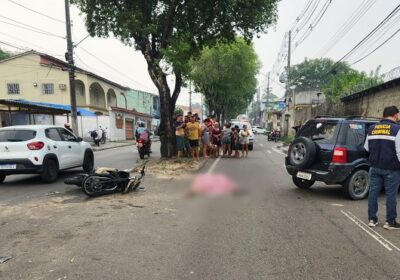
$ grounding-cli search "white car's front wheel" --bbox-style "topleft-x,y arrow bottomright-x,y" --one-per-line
0,174 -> 5,183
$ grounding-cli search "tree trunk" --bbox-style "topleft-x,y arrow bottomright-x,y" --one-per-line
140,41 -> 177,158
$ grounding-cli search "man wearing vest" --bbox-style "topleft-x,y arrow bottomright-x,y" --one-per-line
365,106 -> 400,230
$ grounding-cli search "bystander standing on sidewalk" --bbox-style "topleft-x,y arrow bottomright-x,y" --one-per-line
201,118 -> 211,160
212,122 -> 222,157
365,105 -> 400,230
186,115 -> 201,160
174,114 -> 186,160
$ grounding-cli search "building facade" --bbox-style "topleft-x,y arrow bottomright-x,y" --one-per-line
0,51 -> 160,140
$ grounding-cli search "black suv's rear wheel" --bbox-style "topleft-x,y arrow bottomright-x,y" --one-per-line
289,137 -> 317,169
292,175 -> 315,189
344,169 -> 369,200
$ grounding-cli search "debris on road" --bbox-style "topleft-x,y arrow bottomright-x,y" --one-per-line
0,256 -> 12,264
45,191 -> 62,196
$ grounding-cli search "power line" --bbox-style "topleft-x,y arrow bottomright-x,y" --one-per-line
351,27 -> 400,66
0,39 -> 30,52
316,0 -> 376,57
8,0 -> 65,24
0,31 -> 64,57
352,13 -> 400,61
292,0 -> 321,40
328,4 -> 400,74
293,0 -> 332,51
336,4 -> 400,65
290,0 -> 314,33
77,46 -> 155,92
0,17 -> 65,39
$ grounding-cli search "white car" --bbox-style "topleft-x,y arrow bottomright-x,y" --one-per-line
252,126 -> 267,134
231,121 -> 255,150
0,125 -> 94,183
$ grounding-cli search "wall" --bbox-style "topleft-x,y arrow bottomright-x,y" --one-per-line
0,53 -> 128,115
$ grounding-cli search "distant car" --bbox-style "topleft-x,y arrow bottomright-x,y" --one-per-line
252,126 -> 267,134
0,125 -> 94,183
231,121 -> 254,150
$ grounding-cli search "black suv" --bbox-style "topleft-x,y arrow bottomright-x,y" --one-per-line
285,116 -> 379,200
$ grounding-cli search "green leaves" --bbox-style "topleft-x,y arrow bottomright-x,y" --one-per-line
289,58 -> 383,102
0,48 -> 10,61
190,37 -> 260,119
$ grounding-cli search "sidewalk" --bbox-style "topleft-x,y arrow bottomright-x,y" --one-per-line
91,136 -> 160,152
91,140 -> 134,152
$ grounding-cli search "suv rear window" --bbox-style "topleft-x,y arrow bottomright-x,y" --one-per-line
297,120 -> 340,144
337,122 -> 366,146
0,129 -> 37,142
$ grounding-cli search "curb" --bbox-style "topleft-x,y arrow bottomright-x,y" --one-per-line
191,158 -> 210,173
92,143 -> 134,152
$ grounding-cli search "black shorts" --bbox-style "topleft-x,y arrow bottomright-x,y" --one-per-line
189,140 -> 199,147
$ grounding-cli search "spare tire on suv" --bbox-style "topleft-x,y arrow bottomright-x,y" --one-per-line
289,137 -> 317,169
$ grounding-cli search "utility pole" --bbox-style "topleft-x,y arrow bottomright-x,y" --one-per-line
284,30 -> 291,136
65,0 -> 78,134
285,30 -> 291,108
189,80 -> 192,113
266,72 -> 270,128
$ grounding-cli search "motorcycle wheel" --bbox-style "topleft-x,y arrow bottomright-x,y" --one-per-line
139,149 -> 145,160
100,137 -> 106,144
82,175 -> 113,197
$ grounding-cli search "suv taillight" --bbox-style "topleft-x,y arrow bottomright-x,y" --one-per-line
27,141 -> 45,150
332,147 -> 347,163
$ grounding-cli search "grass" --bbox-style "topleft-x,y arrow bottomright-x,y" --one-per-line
281,135 -> 293,146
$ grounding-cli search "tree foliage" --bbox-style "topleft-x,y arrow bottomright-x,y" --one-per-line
0,48 -> 10,61
323,67 -> 383,101
71,0 -> 279,157
289,58 -> 352,91
289,58 -> 383,102
190,38 -> 259,122
174,106 -> 183,115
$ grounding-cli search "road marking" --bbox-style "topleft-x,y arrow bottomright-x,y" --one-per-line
271,147 -> 286,155
347,211 -> 400,252
259,143 -> 264,147
331,203 -> 344,207
341,210 -> 399,252
207,156 -> 221,174
267,150 -> 272,154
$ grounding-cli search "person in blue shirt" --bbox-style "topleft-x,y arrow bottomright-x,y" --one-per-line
365,106 -> 400,230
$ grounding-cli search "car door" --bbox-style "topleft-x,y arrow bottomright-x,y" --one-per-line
57,128 -> 83,167
44,128 -> 68,169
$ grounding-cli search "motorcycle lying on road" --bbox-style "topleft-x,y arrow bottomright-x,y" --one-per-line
64,165 -> 146,197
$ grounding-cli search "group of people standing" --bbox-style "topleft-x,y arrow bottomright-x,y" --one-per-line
174,113 -> 250,160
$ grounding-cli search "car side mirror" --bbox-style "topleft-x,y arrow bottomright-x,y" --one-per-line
77,137 -> 83,142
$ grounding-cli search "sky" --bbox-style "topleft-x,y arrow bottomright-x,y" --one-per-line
0,0 -> 399,105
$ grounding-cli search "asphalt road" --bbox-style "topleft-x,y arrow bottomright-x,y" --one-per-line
1,136 -> 400,279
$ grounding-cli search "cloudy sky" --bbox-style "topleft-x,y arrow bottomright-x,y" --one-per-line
1,0 -> 399,104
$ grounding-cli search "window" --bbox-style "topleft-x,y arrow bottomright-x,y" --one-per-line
298,120 -> 340,144
42,83 -> 54,94
337,123 -> 366,146
7,83 -> 20,94
0,130 -> 36,142
45,128 -> 62,141
57,128 -> 77,142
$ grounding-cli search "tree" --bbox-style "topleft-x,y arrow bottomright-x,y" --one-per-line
190,38 -> 260,122
0,48 -> 10,61
289,58 -> 383,102
174,106 -> 183,115
323,67 -> 383,101
289,58 -> 352,91
71,0 -> 278,157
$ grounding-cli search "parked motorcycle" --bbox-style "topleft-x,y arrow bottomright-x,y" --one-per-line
100,127 -> 107,144
267,130 -> 280,142
64,165 -> 146,197
137,138 -> 150,159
